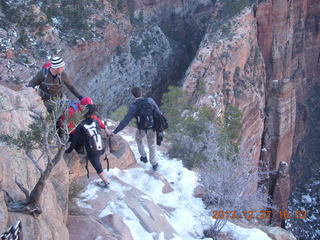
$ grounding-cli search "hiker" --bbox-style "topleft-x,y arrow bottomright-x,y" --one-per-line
59,97 -> 93,135
58,96 -> 94,155
27,56 -> 83,112
113,87 -> 163,171
65,104 -> 113,187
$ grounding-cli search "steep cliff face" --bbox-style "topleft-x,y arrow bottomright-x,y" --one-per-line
0,86 -> 69,239
0,0 -> 319,238
183,0 -> 320,234
0,85 -> 137,238
183,8 -> 266,166
71,0 -> 215,115
0,0 -> 214,115
256,0 -> 320,234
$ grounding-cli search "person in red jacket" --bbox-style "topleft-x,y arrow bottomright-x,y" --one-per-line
59,97 -> 94,134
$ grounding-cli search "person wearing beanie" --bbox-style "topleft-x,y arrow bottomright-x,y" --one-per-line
27,56 -> 83,112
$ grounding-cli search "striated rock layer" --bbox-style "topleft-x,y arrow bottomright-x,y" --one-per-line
183,0 -> 320,232
183,8 -> 266,181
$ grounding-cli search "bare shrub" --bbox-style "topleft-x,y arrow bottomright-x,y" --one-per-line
0,98 -> 82,216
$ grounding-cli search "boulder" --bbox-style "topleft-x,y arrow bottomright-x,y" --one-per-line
67,215 -> 117,240
259,226 -> 297,240
101,214 -> 134,240
193,185 -> 206,198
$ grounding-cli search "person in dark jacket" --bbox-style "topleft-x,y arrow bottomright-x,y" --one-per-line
27,56 -> 83,112
113,87 -> 162,171
65,104 -> 113,187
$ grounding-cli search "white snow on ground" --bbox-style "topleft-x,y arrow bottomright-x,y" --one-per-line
76,132 -> 271,240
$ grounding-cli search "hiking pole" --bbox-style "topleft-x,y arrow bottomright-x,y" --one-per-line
105,154 -> 110,172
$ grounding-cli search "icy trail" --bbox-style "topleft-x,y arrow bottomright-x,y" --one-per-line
75,131 -> 271,240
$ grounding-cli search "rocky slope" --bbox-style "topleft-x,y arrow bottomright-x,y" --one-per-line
0,0 -> 319,238
183,0 -> 319,234
0,0 -> 215,115
0,84 -> 136,239
0,85 -> 69,239
68,126 -> 297,240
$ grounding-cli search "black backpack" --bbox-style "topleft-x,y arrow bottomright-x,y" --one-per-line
153,110 -> 168,131
135,98 -> 155,130
81,119 -> 107,153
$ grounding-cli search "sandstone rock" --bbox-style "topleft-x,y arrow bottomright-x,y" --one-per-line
0,85 -> 69,239
109,134 -> 123,153
100,214 -> 134,240
215,232 -> 237,240
5,49 -> 14,59
70,175 -> 177,240
157,203 -> 176,217
67,215 -> 117,240
183,8 -> 266,166
255,0 -> 320,229
259,226 -> 297,240
193,185 -> 206,198
0,192 -> 8,234
50,158 -> 70,222
144,170 -> 174,194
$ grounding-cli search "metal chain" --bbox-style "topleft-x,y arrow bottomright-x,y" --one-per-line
0,221 -> 22,240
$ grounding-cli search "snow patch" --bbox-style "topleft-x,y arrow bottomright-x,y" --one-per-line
75,131 -> 271,240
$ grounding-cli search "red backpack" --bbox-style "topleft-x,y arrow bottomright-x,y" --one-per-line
42,61 -> 52,79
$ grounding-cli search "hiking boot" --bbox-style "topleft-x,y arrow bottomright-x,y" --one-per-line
140,156 -> 148,163
152,163 -> 159,171
96,181 -> 110,188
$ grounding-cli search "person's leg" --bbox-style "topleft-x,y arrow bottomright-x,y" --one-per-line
98,171 -> 109,184
135,129 -> 147,162
89,154 -> 109,184
146,130 -> 157,166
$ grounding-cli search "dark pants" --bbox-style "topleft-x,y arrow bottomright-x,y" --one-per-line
87,152 -> 104,174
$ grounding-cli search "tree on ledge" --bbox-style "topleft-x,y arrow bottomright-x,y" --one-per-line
0,99 -> 81,217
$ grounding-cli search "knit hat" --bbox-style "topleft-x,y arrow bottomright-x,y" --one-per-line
80,97 -> 93,105
51,56 -> 65,69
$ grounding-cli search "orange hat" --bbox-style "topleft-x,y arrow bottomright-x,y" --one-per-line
80,97 -> 93,105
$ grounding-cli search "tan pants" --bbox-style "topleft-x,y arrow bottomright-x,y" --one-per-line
135,129 -> 157,166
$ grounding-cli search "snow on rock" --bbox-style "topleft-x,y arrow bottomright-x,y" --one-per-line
73,131 -> 272,240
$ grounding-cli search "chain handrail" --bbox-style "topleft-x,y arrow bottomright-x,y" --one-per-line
0,221 -> 22,240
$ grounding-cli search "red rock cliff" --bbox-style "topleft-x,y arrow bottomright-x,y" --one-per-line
183,0 -> 320,228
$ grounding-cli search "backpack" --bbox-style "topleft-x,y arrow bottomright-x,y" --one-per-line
81,119 -> 107,153
135,98 -> 155,130
67,100 -> 79,112
42,61 -> 52,79
153,110 -> 168,131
